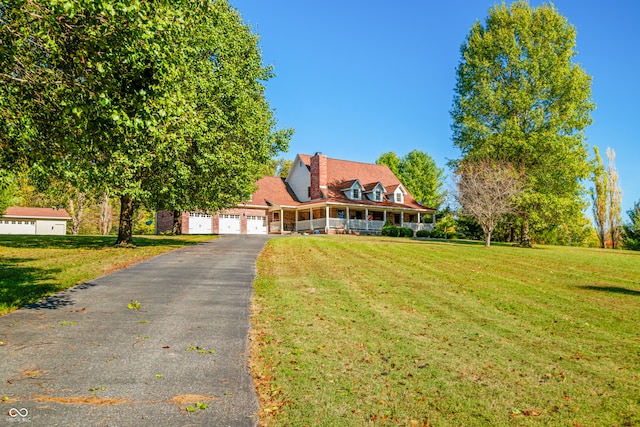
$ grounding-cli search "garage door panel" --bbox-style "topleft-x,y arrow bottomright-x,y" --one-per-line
188,213 -> 212,234
219,214 -> 241,234
246,216 -> 267,234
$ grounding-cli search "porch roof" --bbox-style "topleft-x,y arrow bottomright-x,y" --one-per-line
247,176 -> 300,208
294,198 -> 433,212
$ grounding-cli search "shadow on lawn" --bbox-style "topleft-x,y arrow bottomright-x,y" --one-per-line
0,235 -> 199,249
579,285 -> 640,296
0,257 -> 63,312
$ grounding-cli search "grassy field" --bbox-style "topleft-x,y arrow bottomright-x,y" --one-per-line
0,234 -> 214,315
251,236 -> 640,427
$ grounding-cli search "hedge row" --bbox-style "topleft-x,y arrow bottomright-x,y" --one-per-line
381,221 -> 414,238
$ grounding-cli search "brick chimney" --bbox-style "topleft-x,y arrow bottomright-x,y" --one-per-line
310,152 -> 327,200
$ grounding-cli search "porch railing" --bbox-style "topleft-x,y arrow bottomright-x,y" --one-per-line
270,218 -> 434,234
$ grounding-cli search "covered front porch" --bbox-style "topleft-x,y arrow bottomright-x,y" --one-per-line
268,203 -> 435,235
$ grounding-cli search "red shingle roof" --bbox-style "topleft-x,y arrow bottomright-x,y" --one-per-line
298,154 -> 432,211
247,154 -> 435,212
3,207 -> 71,219
247,176 -> 299,207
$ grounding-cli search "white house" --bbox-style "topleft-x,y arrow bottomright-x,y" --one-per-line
0,207 -> 71,235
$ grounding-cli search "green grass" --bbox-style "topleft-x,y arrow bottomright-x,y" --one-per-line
251,236 -> 640,427
0,234 -> 214,315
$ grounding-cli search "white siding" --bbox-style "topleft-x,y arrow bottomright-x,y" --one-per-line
286,155 -> 311,202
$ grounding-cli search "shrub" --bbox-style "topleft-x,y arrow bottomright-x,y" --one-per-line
416,229 -> 430,238
400,227 -> 414,237
381,221 -> 400,237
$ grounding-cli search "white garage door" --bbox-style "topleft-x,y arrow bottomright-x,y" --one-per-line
246,215 -> 267,234
0,220 -> 36,235
188,213 -> 212,234
219,214 -> 241,234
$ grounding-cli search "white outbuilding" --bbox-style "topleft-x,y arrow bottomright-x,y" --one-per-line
0,207 -> 71,235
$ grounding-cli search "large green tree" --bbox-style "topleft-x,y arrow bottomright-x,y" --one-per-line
376,150 -> 445,209
1,0 -> 289,244
451,0 -> 594,246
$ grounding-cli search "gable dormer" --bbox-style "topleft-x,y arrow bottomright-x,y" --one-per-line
363,182 -> 386,202
341,179 -> 364,200
386,184 -> 407,204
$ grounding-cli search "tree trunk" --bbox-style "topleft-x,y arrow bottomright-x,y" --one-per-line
116,195 -> 135,246
485,231 -> 492,247
68,191 -> 85,235
99,193 -> 113,235
520,216 -> 532,248
172,210 -> 182,235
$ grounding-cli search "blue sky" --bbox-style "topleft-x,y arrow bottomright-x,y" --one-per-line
229,0 -> 639,215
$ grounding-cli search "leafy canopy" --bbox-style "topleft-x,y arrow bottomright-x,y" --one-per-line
376,150 -> 445,209
451,0 -> 594,244
0,0 -> 290,244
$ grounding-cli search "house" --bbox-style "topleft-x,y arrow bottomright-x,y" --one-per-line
156,152 -> 436,235
0,207 -> 71,235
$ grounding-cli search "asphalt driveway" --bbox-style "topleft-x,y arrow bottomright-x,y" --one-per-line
0,235 -> 272,426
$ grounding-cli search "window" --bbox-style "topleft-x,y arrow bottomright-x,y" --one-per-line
375,190 -> 381,201
300,161 -> 303,167
308,187 -> 311,198
353,188 -> 360,199
395,193 -> 402,203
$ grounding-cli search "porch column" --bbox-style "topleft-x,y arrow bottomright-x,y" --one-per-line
280,209 -> 284,234
346,206 -> 350,231
383,210 -> 386,223
400,211 -> 404,227
365,208 -> 369,231
418,213 -> 421,224
433,213 -> 436,224
325,205 -> 330,233
295,210 -> 298,232
310,208 -> 314,231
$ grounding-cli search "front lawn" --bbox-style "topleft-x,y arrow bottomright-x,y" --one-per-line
251,236 -> 640,426
0,234 -> 214,315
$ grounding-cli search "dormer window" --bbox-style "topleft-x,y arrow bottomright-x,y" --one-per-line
353,188 -> 360,199
375,190 -> 381,201
395,192 -> 402,203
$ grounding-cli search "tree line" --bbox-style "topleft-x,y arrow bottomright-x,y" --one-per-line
1,0 -> 638,249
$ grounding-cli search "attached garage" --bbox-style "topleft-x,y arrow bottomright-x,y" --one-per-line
188,213 -> 212,234
246,215 -> 267,234
219,214 -> 241,234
